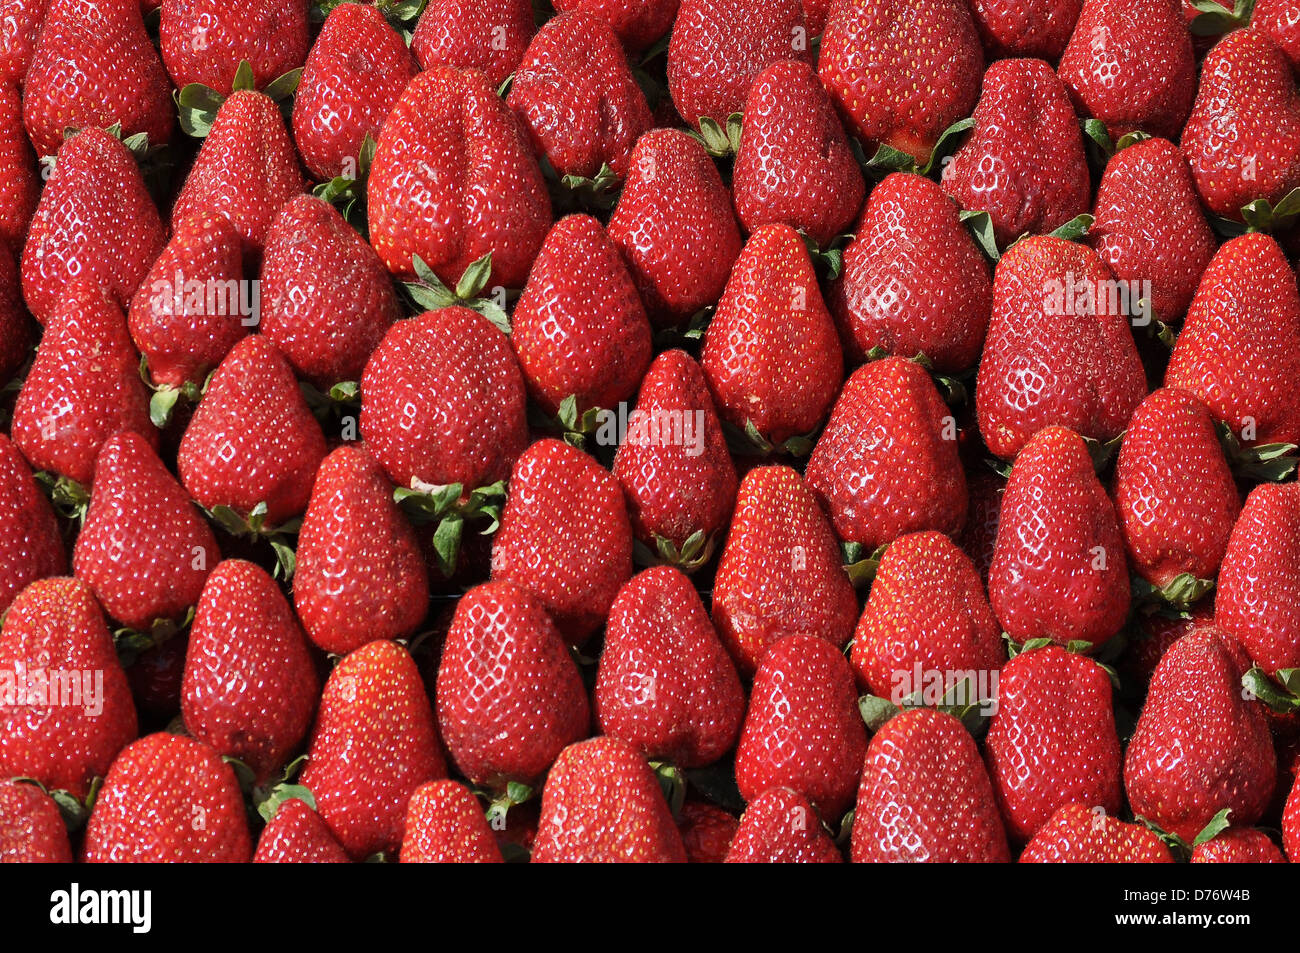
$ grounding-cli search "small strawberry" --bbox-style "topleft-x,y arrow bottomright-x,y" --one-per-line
160,0 -> 309,96
0,0 -> 45,86
0,780 -> 73,862
400,780 -> 505,863
969,0 -> 1082,60
724,787 -> 843,863
1019,803 -> 1173,862
0,81 -> 37,252
677,800 -> 738,863
0,433 -> 65,616
412,0 -> 535,87
253,797 -> 350,864
552,0 -> 678,52
1286,776 -> 1300,860
1191,828 -> 1287,863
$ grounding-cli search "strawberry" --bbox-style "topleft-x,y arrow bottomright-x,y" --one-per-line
0,577 -> 137,799
1181,29 -> 1300,221
490,438 -> 634,643
724,787 -> 843,863
700,223 -> 843,447
531,736 -> 688,863
260,195 -> 402,388
607,127 -> 742,328
551,0 -> 678,52
819,0 -> 984,165
0,433 -> 65,615
941,59 -> 1091,248
1191,828 -> 1287,863
958,467 -> 1004,584
253,797 -> 350,864
828,172 -> 991,371
294,445 -> 428,656
400,780 -> 505,863
735,633 -> 867,819
1113,388 -> 1240,589
360,306 -> 528,493
20,127 -> 166,325
510,214 -> 652,416
975,237 -> 1146,460
731,59 -> 865,249
367,65 -> 551,290
677,800 -> 738,863
290,2 -> 418,182
159,0 -> 308,96
1019,803 -> 1173,862
0,0 -> 45,86
851,531 -> 1003,698
0,81 -> 37,252
21,0 -> 172,157
1286,776 -> 1300,860
411,0 -> 535,87
182,559 -> 319,782
0,780 -> 73,862
988,426 -> 1131,650
1256,0 -> 1300,73
1124,626 -> 1276,843
711,465 -> 858,673
0,248 -> 30,385
1165,233 -> 1300,447
300,640 -> 447,860
81,732 -> 251,862
178,335 -> 327,525
1122,605 -> 1212,687
1057,0 -> 1195,142
125,631 -> 188,721
12,279 -> 157,487
969,0 -> 1082,60
805,357 -> 966,550
73,432 -> 220,630
851,708 -> 1011,862
595,566 -> 745,768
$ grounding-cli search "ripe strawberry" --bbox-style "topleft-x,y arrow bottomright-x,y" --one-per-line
552,0 -> 678,51
819,0 -> 984,165
806,357 -> 966,550
21,0 -> 172,157
490,439 -> 633,643
989,426 -> 1130,649
0,577 -> 137,798
852,708 -> 1011,862
82,733 -> 251,862
531,736 -> 688,863
829,173 -> 991,371
941,59 -> 1091,248
400,780 -> 505,863
20,128 -> 166,325
1114,388 -> 1240,589
0,248 -> 30,385
712,465 -> 858,673
253,797 -> 350,864
1122,604 -> 1212,687
0,780 -> 73,862
1286,776 -> 1300,860
969,0 -> 1082,59
0,433 -> 65,615
411,0 -> 534,87
367,65 -> 550,290
1124,626 -> 1276,843
300,640 -> 447,860
700,223 -> 843,446
958,467 -> 1004,584
178,335 -> 326,525
677,800 -> 738,863
725,787 -> 843,863
1191,828 -> 1286,863
159,0 -> 308,95
1019,803 -> 1173,862
595,567 -> 745,767
360,306 -> 528,492
0,81 -> 37,252
607,128 -> 742,327
12,279 -> 157,487
1256,0 -> 1300,73
0,0 -> 45,86
1165,233 -> 1300,447
260,195 -> 402,388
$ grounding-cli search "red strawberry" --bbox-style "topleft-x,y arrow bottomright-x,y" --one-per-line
411,0 -> 535,88
595,567 -> 745,767
360,306 -> 528,493
1122,604 -> 1212,686
989,426 -> 1131,649
736,633 -> 867,818
290,2 -> 418,182
0,247 -> 31,384
851,708 -> 1011,862
0,0 -> 45,86
819,0 -> 984,165
711,465 -> 858,673
700,223 -> 843,446
677,800 -> 738,863
958,467 -> 1004,584
21,0 -> 172,157
552,0 -> 678,52
732,59 -> 865,248
975,237 -> 1146,460
1019,803 -> 1173,862
0,577 -> 137,798
1286,776 -> 1300,860
724,787 -> 843,863
607,127 -> 742,327
1191,828 -> 1287,863
12,279 -> 157,487
81,732 -> 251,862
1124,626 -> 1276,843
1256,0 -> 1300,73
177,335 -> 327,525
941,59 -> 1091,248
1114,388 -> 1240,589
829,172 -> 991,371
20,127 -> 166,325
0,780 -> 73,862
531,736 -> 688,863
400,780 -> 505,863
0,81 -> 37,252
367,65 -> 551,290
1165,233 -> 1300,447
805,356 -> 966,550
490,438 -> 633,643
253,797 -> 350,863
159,0 -> 308,95
260,195 -> 401,388
300,640 -> 447,860
969,0 -> 1082,60
0,433 -> 65,615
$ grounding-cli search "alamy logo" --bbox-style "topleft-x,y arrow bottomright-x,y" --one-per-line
0,660 -> 104,717
1042,272 -> 1153,326
49,884 -> 152,934
591,404 -> 707,456
148,273 -> 261,327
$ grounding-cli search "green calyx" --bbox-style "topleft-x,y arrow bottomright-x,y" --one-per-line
1130,573 -> 1216,614
393,479 -> 507,579
1186,0 -> 1255,37
1241,666 -> 1300,714
113,606 -> 195,667
1216,421 -> 1300,482
841,541 -> 888,589
32,472 -> 90,526
312,133 -> 377,235
176,60 -> 302,138
632,529 -> 717,573
854,115 -> 974,179
206,501 -> 301,580
404,253 -> 511,333
691,112 -> 744,159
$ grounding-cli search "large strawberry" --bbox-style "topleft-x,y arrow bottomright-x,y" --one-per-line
1191,828 -> 1287,863
724,787 -> 843,863
400,780 -> 504,863
0,81 -> 37,252
253,797 -> 350,864
0,0 -> 45,86
551,0 -> 679,51
0,433 -> 65,615
1019,803 -> 1173,862
969,0 -> 1082,60
411,0 -> 535,87
0,780 -> 73,862
160,0 -> 308,95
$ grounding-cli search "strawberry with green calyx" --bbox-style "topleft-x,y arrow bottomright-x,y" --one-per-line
0,433 -> 65,616
969,0 -> 1082,60
0,780 -> 74,862
724,787 -> 843,863
411,0 -> 535,87
162,0 -> 307,105
174,58 -> 303,139
401,780 -> 505,863
1019,803 -> 1173,862
254,795 -> 350,863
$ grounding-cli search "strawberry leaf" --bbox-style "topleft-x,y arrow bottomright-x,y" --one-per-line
256,783 -> 317,823
1242,666 -> 1300,713
918,115 -> 974,177
1191,807 -> 1233,847
858,694 -> 902,731
263,67 -> 303,102
958,209 -> 999,260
